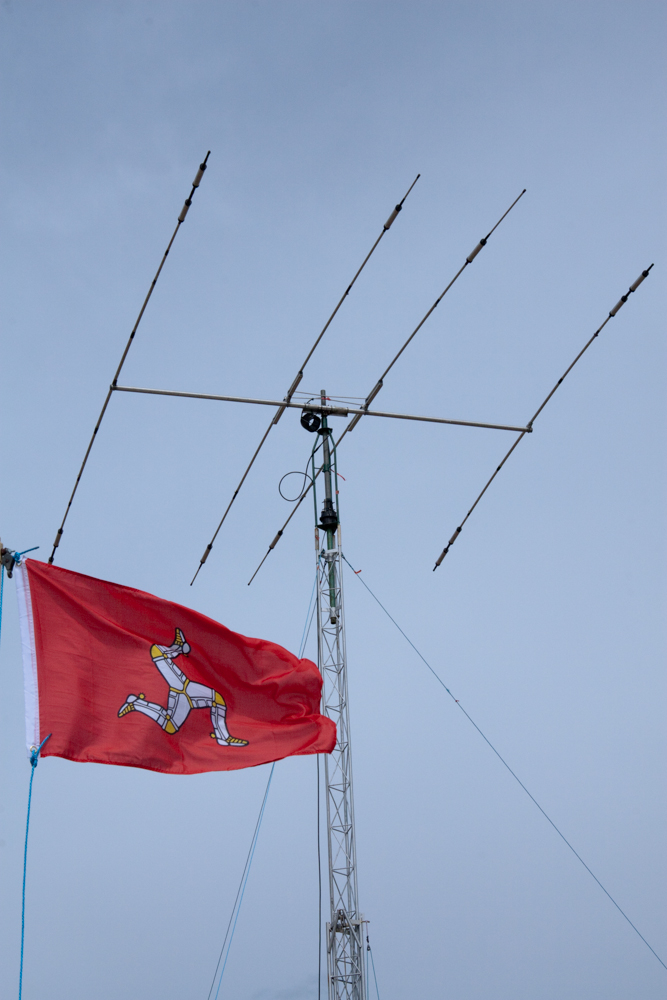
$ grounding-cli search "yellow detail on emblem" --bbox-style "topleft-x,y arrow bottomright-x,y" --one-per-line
211,732 -> 248,746
118,628 -> 249,748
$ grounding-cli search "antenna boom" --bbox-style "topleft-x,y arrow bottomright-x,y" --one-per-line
112,385 -> 529,433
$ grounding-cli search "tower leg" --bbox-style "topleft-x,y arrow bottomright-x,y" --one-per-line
315,396 -> 366,1000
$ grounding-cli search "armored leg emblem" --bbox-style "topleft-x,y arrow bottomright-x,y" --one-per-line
118,629 -> 248,747
118,694 -> 138,717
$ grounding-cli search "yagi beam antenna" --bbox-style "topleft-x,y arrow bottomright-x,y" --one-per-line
48,152 -> 211,564
246,190 -> 527,585
432,264 -> 655,570
190,174 -> 421,585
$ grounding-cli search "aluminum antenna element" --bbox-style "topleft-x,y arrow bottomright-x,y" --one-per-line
48,152 -> 211,564
190,174 -> 421,585
432,264 -> 655,570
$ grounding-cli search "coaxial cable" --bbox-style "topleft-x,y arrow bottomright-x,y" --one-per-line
433,265 -> 655,570
190,174 -> 421,584
48,153 -> 211,564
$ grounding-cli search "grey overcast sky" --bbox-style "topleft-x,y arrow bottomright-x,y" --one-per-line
1,2 -> 665,998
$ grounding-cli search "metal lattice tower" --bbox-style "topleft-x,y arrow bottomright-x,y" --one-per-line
314,392 -> 366,1000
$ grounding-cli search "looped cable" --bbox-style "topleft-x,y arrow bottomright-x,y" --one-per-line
278,470 -> 314,502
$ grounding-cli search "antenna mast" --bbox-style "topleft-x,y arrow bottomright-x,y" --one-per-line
315,390 -> 366,1000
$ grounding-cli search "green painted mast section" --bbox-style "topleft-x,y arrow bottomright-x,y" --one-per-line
316,388 -> 366,1000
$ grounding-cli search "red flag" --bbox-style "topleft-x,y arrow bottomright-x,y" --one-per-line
15,559 -> 335,774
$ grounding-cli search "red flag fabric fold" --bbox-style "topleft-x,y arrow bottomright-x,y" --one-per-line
16,559 -> 335,774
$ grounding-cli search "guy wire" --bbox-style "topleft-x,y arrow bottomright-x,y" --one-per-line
368,939 -> 381,999
299,569 -> 319,660
341,553 -> 666,973
48,152 -> 211,564
191,174 -> 420,585
206,763 -> 275,1000
433,264 -> 655,569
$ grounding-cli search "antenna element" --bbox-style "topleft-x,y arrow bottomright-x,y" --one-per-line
48,153 -> 211,564
433,265 -> 655,569
190,175 -> 421,584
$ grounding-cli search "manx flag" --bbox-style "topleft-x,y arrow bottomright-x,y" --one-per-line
16,559 -> 335,774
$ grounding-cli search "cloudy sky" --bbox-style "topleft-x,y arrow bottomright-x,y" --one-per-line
1,2 -> 665,998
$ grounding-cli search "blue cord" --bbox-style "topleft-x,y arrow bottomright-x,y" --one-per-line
14,547 -> 39,561
213,762 -> 275,999
19,734 -> 51,1000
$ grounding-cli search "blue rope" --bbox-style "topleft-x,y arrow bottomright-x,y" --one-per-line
211,763 -> 275,1000
15,547 -> 39,561
19,734 -> 51,1000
